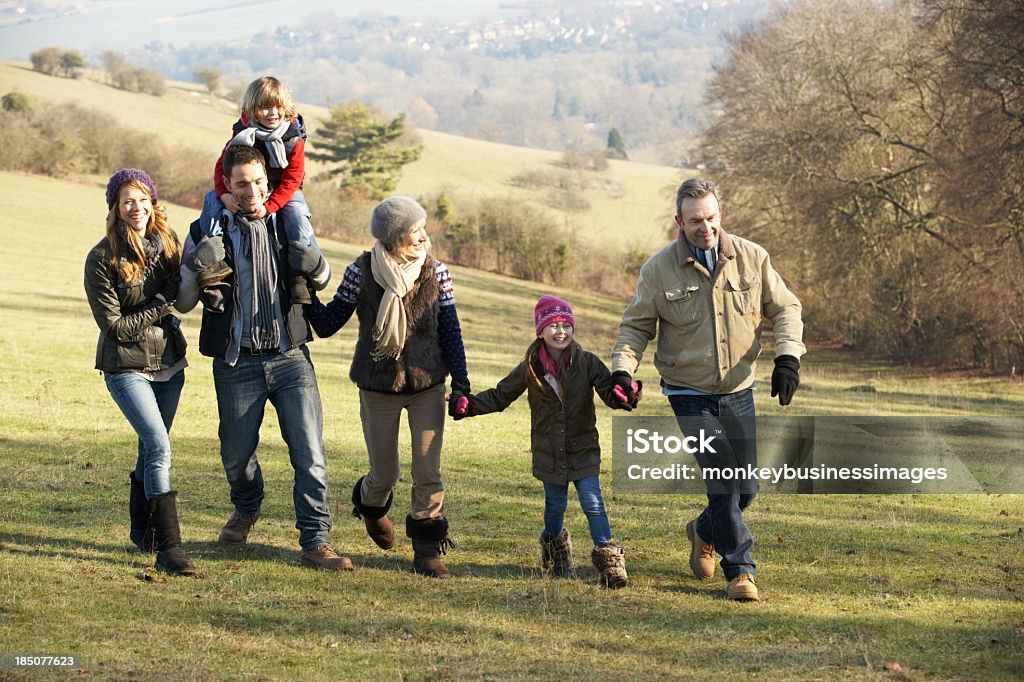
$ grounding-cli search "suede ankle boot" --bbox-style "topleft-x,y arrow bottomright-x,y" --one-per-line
128,472 -> 154,552
406,515 -> 454,578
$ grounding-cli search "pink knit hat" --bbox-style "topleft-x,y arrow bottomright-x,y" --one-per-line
534,295 -> 575,336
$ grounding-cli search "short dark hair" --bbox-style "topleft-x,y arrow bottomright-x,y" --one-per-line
675,177 -> 720,216
222,144 -> 266,178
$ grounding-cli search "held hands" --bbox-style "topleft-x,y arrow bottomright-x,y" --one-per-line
287,240 -> 324,276
612,380 -> 643,410
185,236 -> 226,273
771,355 -> 800,406
447,376 -> 471,420
611,371 -> 640,410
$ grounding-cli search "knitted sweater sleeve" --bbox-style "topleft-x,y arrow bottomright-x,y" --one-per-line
435,261 -> 468,384
305,259 -> 360,338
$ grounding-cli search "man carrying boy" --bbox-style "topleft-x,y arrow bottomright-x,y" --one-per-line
175,145 -> 351,570
611,178 -> 805,600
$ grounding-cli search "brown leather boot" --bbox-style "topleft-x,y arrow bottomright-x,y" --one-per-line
591,540 -> 628,589
539,529 -> 576,579
726,574 -> 759,601
301,545 -> 354,571
351,476 -> 395,550
406,515 -> 454,578
218,509 -> 259,545
686,518 -> 716,580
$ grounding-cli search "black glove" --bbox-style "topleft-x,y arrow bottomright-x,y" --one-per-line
611,371 -> 637,408
771,355 -> 800,406
185,236 -> 225,273
450,376 -> 471,395
288,240 -> 325,277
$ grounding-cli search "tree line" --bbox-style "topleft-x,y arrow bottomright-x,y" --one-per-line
701,0 -> 1024,371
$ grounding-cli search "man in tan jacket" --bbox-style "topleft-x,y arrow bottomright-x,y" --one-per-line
611,178 -> 805,601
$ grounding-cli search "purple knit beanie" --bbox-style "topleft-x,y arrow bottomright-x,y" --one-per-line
534,295 -> 575,336
105,169 -> 158,210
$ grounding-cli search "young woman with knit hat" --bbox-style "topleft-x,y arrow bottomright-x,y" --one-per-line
83,168 -> 196,576
451,295 -> 639,588
305,196 -> 470,578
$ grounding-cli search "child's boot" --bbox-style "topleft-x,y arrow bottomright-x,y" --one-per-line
591,540 -> 628,589
539,528 -> 576,579
199,260 -> 232,288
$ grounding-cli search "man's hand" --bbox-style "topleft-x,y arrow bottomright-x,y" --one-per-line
247,203 -> 268,219
771,355 -> 800,406
219,193 -> 241,214
185,236 -> 226,273
611,371 -> 638,408
287,240 -> 324,276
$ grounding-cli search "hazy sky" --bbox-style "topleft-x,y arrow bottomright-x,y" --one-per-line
0,0 -> 516,59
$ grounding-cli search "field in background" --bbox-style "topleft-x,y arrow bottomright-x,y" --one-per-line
0,61 -> 681,251
0,171 -> 1021,679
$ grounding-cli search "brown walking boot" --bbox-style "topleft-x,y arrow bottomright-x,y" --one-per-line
351,476 -> 395,550
726,574 -> 760,601
686,518 -> 716,580
591,540 -> 628,589
218,510 -> 259,545
406,515 -> 454,578
539,529 -> 576,579
301,545 -> 354,571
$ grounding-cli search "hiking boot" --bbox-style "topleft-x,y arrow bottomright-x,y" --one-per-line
301,545 -> 354,571
218,510 -> 259,545
591,540 -> 628,589
351,476 -> 396,550
686,518 -> 715,580
407,515 -> 454,578
539,528 -> 576,579
149,492 -> 197,576
198,260 -> 232,288
128,472 -> 154,552
726,573 -> 759,601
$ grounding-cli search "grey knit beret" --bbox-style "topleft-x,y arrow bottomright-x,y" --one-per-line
370,195 -> 427,245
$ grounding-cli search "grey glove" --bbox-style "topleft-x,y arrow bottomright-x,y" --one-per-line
288,240 -> 325,276
185,236 -> 226,273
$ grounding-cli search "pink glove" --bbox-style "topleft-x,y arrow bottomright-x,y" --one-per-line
612,381 -> 640,404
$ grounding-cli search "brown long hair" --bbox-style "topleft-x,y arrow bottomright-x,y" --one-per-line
105,180 -> 180,284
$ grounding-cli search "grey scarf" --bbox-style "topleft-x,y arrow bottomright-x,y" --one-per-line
236,214 -> 280,351
229,119 -> 290,169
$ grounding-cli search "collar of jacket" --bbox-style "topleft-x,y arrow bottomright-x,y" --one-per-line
675,228 -> 737,284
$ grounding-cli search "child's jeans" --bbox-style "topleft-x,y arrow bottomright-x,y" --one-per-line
542,475 -> 613,546
200,188 -> 314,246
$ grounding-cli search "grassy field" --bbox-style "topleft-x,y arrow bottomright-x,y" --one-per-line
1,170 -> 1022,681
0,61 -> 681,251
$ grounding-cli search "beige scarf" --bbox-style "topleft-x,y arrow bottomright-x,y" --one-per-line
370,240 -> 426,359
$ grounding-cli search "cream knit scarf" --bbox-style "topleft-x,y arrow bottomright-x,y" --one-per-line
370,240 -> 426,359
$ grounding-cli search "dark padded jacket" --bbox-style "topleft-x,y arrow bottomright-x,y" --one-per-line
84,237 -> 186,373
468,339 -> 621,485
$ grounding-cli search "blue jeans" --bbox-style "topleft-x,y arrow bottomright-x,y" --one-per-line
542,475 -> 613,547
668,389 -> 757,580
212,345 -> 331,550
104,369 -> 185,500
201,188 -> 315,246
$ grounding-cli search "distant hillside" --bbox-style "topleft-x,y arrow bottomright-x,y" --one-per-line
0,61 -> 682,251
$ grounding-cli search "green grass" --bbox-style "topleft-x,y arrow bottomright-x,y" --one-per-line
1,172 -> 1023,680
0,61 -> 682,251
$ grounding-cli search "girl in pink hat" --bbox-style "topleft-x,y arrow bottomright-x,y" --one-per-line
452,295 -> 639,588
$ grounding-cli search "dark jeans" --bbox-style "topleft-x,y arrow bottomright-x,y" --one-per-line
212,345 -> 332,550
668,389 -> 757,580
